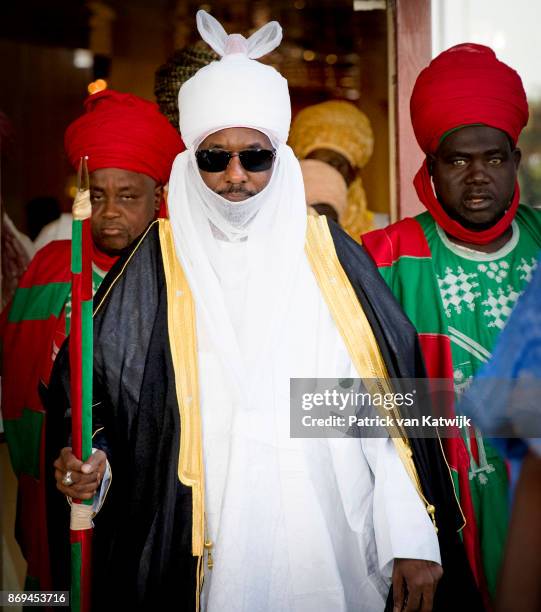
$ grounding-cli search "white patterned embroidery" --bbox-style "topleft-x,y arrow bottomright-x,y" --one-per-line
482,286 -> 520,329
516,256 -> 538,282
477,260 -> 509,284
453,367 -> 472,395
437,266 -> 481,317
453,368 -> 465,384
65,296 -> 72,322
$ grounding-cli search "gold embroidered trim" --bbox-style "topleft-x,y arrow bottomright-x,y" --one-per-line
437,432 -> 467,531
158,219 -> 205,558
305,215 -> 437,530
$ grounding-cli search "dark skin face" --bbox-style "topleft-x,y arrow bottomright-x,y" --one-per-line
429,125 -> 521,249
197,127 -> 274,202
90,168 -> 162,255
306,148 -> 356,186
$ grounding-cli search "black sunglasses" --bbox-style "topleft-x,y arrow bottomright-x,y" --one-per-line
195,148 -> 276,173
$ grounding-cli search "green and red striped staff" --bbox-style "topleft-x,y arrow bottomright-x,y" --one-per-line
69,156 -> 94,612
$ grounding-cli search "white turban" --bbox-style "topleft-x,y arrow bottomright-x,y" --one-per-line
178,10 -> 291,146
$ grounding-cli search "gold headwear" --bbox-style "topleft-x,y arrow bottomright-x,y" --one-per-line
288,100 -> 374,170
288,100 -> 374,238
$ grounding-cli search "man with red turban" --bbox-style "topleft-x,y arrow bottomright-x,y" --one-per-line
1,89 -> 183,593
362,44 -> 541,606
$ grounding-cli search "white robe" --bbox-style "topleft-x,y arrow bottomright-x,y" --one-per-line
199,240 -> 440,612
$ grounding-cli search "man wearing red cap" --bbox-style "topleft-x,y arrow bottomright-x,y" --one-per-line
1,89 -> 183,592
362,44 -> 541,605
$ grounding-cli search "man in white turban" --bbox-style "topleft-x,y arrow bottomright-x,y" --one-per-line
47,11 -> 482,612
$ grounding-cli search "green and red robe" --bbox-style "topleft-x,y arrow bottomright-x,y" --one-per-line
1,239 -> 115,591
362,204 -> 541,602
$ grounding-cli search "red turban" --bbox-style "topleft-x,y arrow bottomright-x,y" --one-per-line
411,43 -> 528,154
64,89 -> 184,185
410,44 -> 529,245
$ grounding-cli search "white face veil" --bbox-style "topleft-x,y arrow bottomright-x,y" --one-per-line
167,10 -> 307,399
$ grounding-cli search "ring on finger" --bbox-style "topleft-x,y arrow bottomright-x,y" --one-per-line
62,470 -> 74,487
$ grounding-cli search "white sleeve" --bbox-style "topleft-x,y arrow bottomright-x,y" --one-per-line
361,437 -> 441,578
90,458 -> 112,515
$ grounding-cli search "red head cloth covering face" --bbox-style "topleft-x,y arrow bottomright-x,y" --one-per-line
410,43 -> 529,244
64,89 -> 185,187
